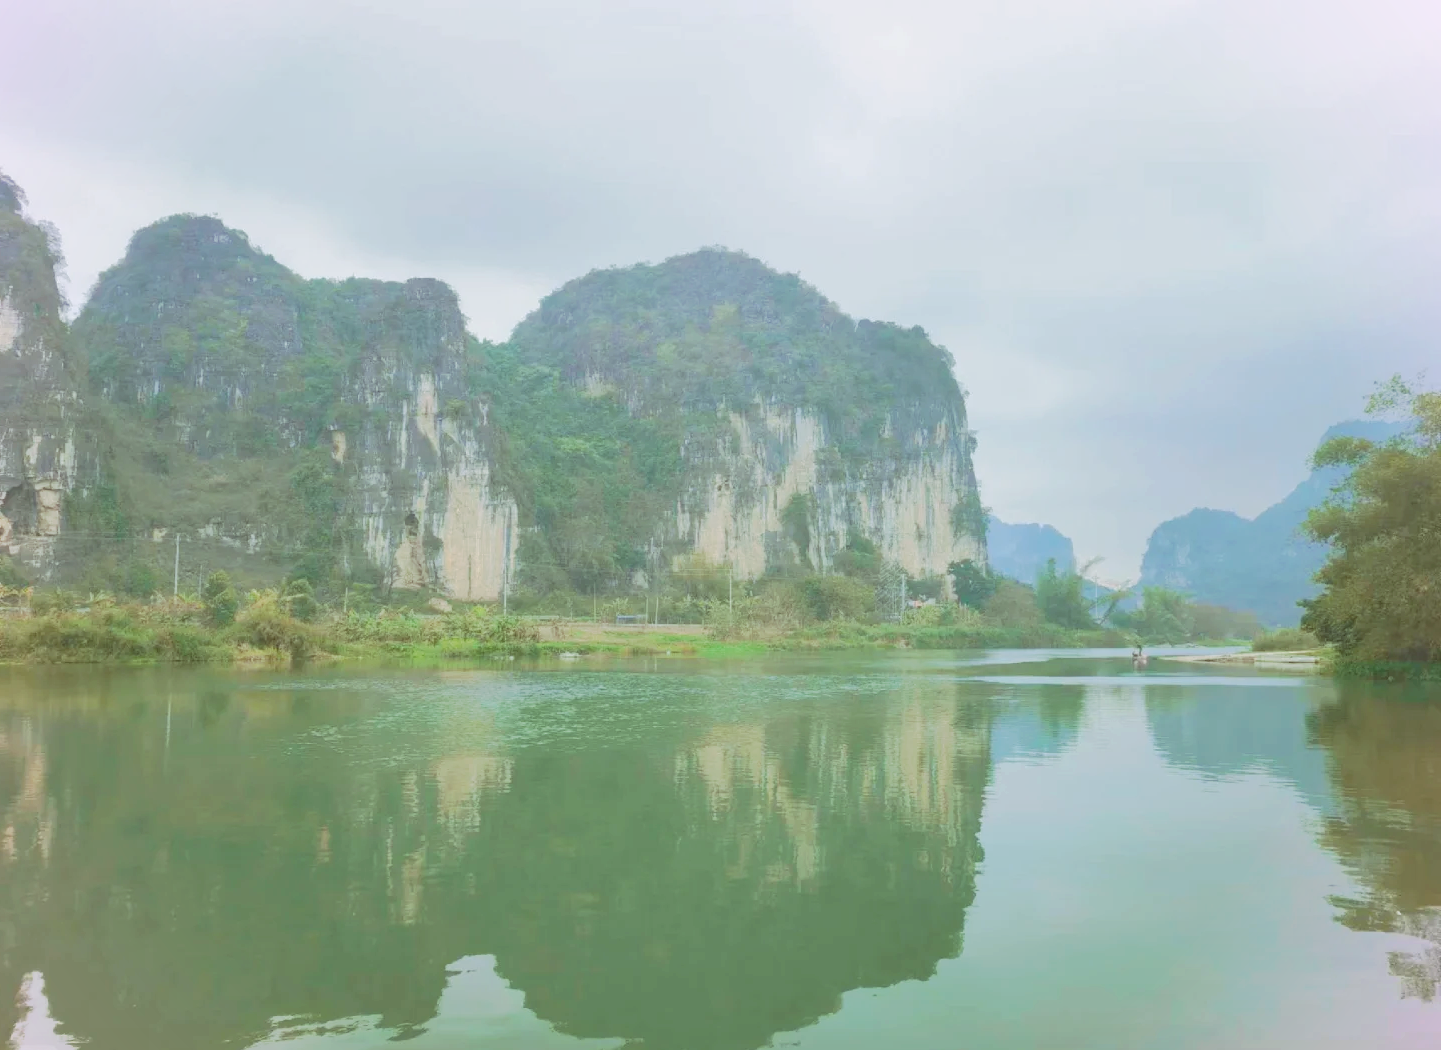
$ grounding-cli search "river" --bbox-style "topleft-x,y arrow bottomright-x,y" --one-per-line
1,650 -> 1438,1048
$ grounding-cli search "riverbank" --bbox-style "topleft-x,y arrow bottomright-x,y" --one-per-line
0,602 -> 1179,666
1163,649 -> 1326,672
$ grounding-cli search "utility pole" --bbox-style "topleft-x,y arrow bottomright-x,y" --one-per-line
728,567 -> 733,614
173,533 -> 180,597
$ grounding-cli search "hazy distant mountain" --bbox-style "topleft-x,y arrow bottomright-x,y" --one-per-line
1138,420 -> 1405,626
987,516 -> 1076,583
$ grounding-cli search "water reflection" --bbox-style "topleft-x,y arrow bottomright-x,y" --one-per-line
1143,674 -> 1441,1003
1144,682 -> 1336,812
0,666 -> 1010,1050
989,684 -> 1084,764
1308,684 -> 1441,1001
11,660 -> 1437,1048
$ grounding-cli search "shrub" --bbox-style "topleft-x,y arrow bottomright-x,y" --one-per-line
948,559 -> 996,608
983,579 -> 1043,630
0,619 -> 23,660
1035,559 -> 1095,629
30,590 -> 79,615
155,624 -> 220,663
0,581 -> 30,611
202,571 -> 239,627
703,587 -> 804,640
796,575 -> 873,622
231,590 -> 322,659
1252,627 -> 1322,652
21,611 -> 154,661
903,603 -> 961,628
440,607 -> 540,646
283,577 -> 318,622
0,555 -> 28,589
833,536 -> 882,580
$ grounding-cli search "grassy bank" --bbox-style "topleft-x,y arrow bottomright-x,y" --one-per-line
0,598 -> 1162,668
1331,659 -> 1441,683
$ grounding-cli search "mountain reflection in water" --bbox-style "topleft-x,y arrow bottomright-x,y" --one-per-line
2,657 -> 1440,1049
0,665 -> 1030,1050
1145,678 -> 1441,1003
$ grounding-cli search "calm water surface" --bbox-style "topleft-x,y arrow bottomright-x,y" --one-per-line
2,650 -> 1439,1049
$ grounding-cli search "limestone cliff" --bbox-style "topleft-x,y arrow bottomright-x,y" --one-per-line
69,215 -> 515,598
0,174 -> 85,575
339,279 -> 516,602
4,189 -> 986,599
672,403 -> 981,579
508,249 -> 986,582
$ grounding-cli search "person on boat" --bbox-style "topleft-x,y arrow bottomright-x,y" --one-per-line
1132,644 -> 1148,669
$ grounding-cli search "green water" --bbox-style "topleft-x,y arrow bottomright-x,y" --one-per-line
1,651 -> 1438,1049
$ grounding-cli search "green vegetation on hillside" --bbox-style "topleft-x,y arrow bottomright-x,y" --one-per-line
470,337 -> 685,593
71,218 -> 447,528
492,249 -> 980,590
509,250 -> 962,454
0,169 -> 74,448
42,222 -> 984,608
1303,377 -> 1441,668
42,214 -> 513,601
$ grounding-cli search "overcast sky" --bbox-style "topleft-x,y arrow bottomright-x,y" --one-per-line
3,0 -> 1438,580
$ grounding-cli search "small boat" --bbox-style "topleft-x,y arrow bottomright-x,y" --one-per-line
1132,646 -> 1149,670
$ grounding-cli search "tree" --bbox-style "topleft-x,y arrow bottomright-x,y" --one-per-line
1189,602 -> 1263,642
948,559 -> 996,609
1130,587 -> 1193,643
1034,559 -> 1094,629
983,578 -> 1043,630
202,571 -> 238,628
796,575 -> 872,622
283,577 -> 318,623
1302,377 -> 1441,662
834,533 -> 882,580
780,494 -> 814,570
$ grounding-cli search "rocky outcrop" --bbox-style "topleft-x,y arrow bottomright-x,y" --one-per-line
0,174 -> 85,577
6,196 -> 984,597
341,281 -> 516,601
70,216 -> 517,598
510,249 -> 988,584
675,405 -> 981,579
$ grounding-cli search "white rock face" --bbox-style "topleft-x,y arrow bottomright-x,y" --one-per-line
439,469 -> 516,601
0,240 -> 85,576
675,404 -> 983,581
0,293 -> 21,353
353,370 -> 517,601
